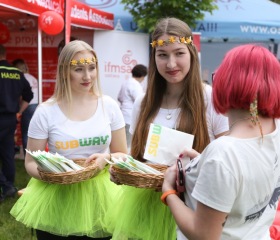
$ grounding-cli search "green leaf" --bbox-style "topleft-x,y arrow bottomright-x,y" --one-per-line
121,0 -> 217,33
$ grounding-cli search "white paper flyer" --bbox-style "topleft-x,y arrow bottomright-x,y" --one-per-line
143,123 -> 194,166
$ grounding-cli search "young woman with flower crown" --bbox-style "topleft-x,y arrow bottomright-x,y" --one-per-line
107,17 -> 229,240
163,44 -> 280,240
10,40 -> 127,239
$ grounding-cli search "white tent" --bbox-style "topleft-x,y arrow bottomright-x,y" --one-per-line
194,0 -> 280,41
193,0 -> 280,83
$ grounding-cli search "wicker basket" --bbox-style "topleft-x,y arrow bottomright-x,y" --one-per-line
112,163 -> 168,190
38,159 -> 100,184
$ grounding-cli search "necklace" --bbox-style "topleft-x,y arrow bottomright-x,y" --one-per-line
166,111 -> 172,120
165,97 -> 173,120
229,117 -> 251,131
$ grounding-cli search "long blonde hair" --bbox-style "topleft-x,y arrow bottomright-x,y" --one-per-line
131,18 -> 210,161
51,40 -> 101,105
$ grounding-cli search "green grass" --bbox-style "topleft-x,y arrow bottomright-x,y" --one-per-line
0,158 -> 35,240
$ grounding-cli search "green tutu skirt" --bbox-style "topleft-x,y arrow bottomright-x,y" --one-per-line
10,168 -> 122,237
105,185 -> 176,240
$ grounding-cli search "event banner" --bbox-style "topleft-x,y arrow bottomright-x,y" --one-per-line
94,30 -> 149,101
70,0 -> 114,30
0,0 -> 114,30
0,0 -> 63,14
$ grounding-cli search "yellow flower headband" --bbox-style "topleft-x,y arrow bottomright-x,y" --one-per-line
151,36 -> 193,48
70,57 -> 98,66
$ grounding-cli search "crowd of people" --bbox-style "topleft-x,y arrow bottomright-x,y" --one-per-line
1,16 -> 280,240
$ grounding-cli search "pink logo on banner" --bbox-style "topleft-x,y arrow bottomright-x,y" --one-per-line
104,50 -> 138,80
122,50 -> 137,66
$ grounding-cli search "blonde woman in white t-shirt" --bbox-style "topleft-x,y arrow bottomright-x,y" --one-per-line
10,40 -> 127,240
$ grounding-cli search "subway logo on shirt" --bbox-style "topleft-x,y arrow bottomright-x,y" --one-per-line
55,135 -> 109,150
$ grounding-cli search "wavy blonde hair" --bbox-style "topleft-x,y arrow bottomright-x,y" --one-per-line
51,40 -> 101,105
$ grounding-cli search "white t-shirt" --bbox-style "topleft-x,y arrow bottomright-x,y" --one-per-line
24,73 -> 38,105
178,120 -> 280,240
117,77 -> 144,125
28,95 -> 125,159
130,84 -> 228,141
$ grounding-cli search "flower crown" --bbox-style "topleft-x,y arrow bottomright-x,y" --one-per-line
151,36 -> 193,48
70,56 -> 98,66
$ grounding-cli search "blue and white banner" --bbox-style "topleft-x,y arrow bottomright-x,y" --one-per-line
193,0 -> 280,41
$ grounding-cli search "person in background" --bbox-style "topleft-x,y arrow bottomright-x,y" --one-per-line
117,64 -> 147,148
0,44 -> 33,203
12,58 -> 39,157
162,44 -> 280,240
107,17 -> 228,240
10,40 -> 127,239
203,79 -> 210,85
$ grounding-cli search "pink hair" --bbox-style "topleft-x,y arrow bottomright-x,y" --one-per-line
212,44 -> 280,118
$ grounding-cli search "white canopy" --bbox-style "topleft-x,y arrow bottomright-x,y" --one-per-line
194,0 -> 280,41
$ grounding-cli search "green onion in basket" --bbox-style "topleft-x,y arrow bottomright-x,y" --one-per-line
105,155 -> 163,175
26,150 -> 84,173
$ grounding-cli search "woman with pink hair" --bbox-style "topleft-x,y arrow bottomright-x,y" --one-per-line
163,44 -> 280,240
